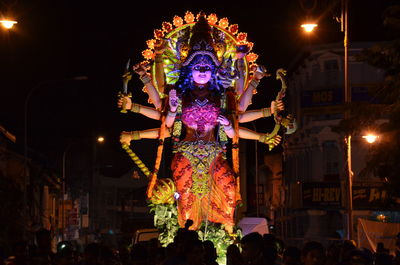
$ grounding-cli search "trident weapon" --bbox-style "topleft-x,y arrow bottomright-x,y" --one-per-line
118,59 -> 132,113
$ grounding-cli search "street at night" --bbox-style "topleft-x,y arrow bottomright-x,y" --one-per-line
0,0 -> 399,264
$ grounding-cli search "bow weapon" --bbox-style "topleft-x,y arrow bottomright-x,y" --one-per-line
264,68 -> 297,150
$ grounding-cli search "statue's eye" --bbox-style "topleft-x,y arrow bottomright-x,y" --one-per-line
193,65 -> 212,72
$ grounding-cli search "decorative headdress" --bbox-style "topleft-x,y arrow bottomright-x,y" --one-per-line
181,15 -> 220,66
141,11 -> 259,90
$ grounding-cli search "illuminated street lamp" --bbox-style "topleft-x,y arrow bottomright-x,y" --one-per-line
376,214 -> 387,222
362,134 -> 379,144
299,0 -> 352,240
61,136 -> 104,240
301,23 -> 318,33
0,19 -> 17,29
90,135 -> 106,231
342,0 -> 352,241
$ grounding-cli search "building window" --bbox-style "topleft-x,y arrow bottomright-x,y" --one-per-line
312,63 -> 320,74
324,59 -> 340,86
324,60 -> 339,72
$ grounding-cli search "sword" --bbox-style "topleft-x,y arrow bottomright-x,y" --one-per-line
119,59 -> 132,113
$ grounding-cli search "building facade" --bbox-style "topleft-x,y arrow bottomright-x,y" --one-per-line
278,42 -> 391,245
0,125 -> 62,248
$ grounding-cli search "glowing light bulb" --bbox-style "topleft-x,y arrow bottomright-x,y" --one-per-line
97,136 -> 105,143
0,20 -> 17,29
301,23 -> 318,33
362,134 -> 378,144
376,214 -> 386,222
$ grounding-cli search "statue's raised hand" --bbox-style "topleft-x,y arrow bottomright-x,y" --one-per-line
120,131 -> 132,145
154,39 -> 168,55
169,89 -> 178,112
118,94 -> 132,111
216,115 -> 230,126
271,100 -> 284,114
251,64 -> 270,80
259,134 -> 282,150
132,62 -> 149,76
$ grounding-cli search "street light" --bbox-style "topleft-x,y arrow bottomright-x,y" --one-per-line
342,0 -> 352,241
0,19 -> 17,29
61,144 -> 72,241
301,23 -> 318,33
61,136 -> 104,241
300,0 -> 352,240
90,135 -> 106,232
362,134 -> 379,144
299,0 -> 318,34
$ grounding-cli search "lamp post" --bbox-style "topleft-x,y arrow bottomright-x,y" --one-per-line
341,0 -> 352,241
61,136 -> 104,241
300,0 -> 352,240
23,76 -> 88,239
61,145 -> 71,241
344,130 -> 379,240
90,135 -> 105,233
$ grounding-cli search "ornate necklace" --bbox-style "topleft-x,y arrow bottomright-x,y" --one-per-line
194,98 -> 209,107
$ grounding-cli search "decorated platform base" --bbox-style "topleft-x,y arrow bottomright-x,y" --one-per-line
148,202 -> 242,265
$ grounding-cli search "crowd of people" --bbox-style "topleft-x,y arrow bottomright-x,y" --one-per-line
1,227 -> 399,265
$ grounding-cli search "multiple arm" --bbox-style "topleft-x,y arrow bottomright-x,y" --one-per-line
118,97 -> 161,120
132,63 -> 162,109
237,77 -> 259,112
239,108 -> 269,123
134,104 -> 161,120
237,64 -> 269,112
119,57 -> 285,148
165,89 -> 178,128
234,45 -> 251,96
234,57 -> 246,95
120,128 -> 171,145
139,74 -> 162,110
238,100 -> 284,123
217,115 -> 235,139
153,39 -> 168,94
238,127 -> 281,147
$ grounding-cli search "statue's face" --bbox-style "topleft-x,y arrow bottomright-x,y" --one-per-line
191,63 -> 212,85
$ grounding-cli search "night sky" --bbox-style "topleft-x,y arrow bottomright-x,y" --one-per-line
0,0 -> 394,176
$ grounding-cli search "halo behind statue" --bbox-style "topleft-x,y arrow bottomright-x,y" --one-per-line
141,11 -> 259,92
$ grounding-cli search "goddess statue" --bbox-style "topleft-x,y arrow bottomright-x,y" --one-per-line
118,12 -> 294,234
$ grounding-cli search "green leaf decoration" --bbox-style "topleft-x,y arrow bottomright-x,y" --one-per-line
148,201 -> 242,265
